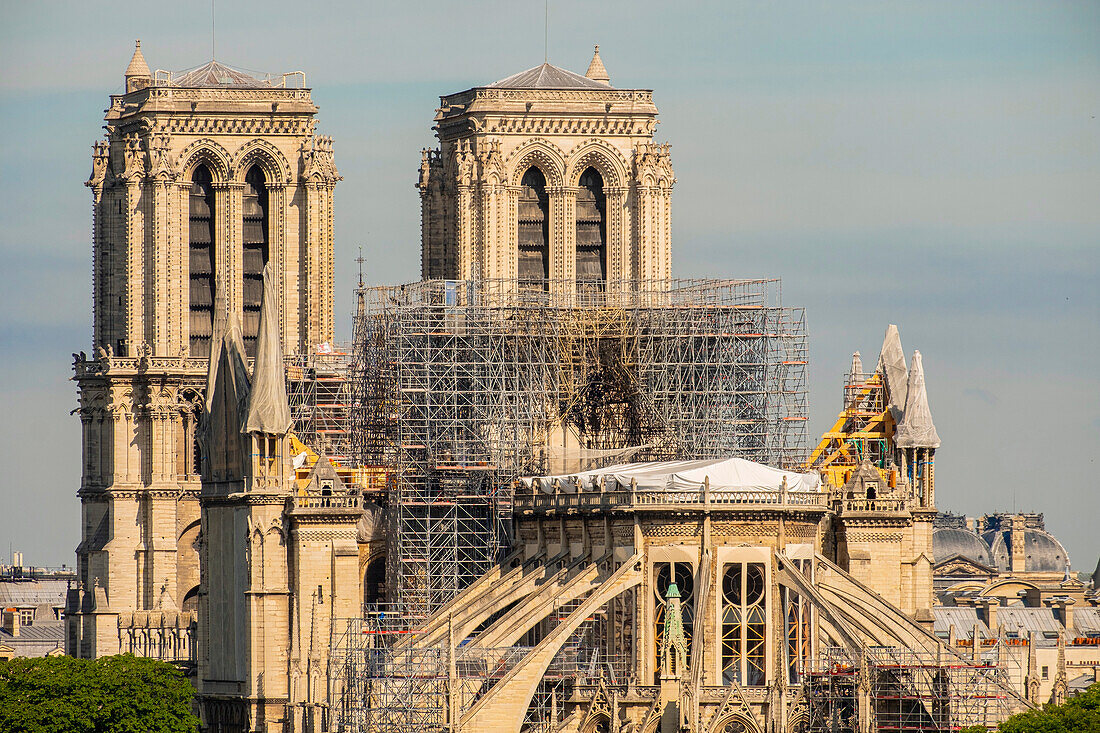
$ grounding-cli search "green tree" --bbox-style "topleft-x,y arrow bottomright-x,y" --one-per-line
998,683 -> 1100,733
0,654 -> 199,733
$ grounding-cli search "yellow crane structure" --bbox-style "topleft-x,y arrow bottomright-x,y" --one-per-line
804,353 -> 900,490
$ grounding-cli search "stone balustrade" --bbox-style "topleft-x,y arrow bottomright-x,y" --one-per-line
514,484 -> 830,515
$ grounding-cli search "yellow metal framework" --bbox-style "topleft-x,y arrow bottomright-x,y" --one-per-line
804,371 -> 897,488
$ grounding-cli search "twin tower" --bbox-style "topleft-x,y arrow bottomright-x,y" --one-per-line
68,42 -> 675,730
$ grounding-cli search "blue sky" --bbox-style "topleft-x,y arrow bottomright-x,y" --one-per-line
1,1 -> 1097,571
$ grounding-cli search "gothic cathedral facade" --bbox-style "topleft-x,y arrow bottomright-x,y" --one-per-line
66,42 -> 339,660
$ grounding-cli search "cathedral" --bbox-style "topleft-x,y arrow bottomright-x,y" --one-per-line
65,42 -> 1097,733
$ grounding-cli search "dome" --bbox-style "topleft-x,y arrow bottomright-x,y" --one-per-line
984,529 -> 1069,573
933,528 -> 993,566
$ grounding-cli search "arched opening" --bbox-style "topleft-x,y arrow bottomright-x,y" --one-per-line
518,166 -> 549,290
242,165 -> 270,356
188,164 -> 216,357
363,555 -> 386,608
653,561 -> 694,678
722,562 -> 767,685
181,585 -> 200,614
575,167 -> 607,288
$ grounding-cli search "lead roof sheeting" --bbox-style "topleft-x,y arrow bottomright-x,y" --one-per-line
523,456 -> 822,494
489,63 -> 613,90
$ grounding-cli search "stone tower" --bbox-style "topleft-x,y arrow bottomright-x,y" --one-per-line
418,46 -> 674,289
67,42 -> 339,659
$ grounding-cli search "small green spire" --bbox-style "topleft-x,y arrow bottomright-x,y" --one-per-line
661,580 -> 689,678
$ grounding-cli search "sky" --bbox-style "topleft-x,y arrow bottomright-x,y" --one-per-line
0,1 -> 1097,572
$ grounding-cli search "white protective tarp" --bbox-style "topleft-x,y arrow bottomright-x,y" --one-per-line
243,262 -> 291,435
894,350 -> 940,448
522,456 -> 821,494
876,324 -> 908,422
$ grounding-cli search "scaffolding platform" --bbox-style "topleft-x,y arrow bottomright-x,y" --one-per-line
348,278 -> 808,618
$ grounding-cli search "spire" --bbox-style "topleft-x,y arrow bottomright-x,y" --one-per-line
124,40 -> 152,93
199,310 -> 250,483
585,44 -> 611,86
876,324 -> 908,422
895,350 -> 941,448
850,351 -> 863,380
661,581 -> 688,679
244,262 -> 291,435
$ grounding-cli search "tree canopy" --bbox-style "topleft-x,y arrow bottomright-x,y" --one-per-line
996,683 -> 1100,733
0,654 -> 199,733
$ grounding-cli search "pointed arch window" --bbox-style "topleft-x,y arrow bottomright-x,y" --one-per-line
653,561 -> 694,676
575,167 -> 607,288
722,562 -> 767,685
242,166 -> 270,356
518,167 -> 549,290
188,165 -> 216,358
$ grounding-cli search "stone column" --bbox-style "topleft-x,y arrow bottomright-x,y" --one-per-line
605,186 -> 629,283
547,186 -> 573,297
267,183 -> 288,347
124,180 -> 144,355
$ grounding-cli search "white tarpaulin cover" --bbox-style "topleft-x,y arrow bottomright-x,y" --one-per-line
243,262 -> 291,435
895,350 -> 940,448
876,324 -> 908,422
522,456 -> 822,494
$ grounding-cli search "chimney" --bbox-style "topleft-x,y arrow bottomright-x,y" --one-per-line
2,608 -> 20,637
976,597 -> 1000,630
1045,597 -> 1076,632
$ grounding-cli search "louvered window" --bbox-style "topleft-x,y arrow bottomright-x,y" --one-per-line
242,166 -> 269,356
517,167 -> 549,290
188,165 -> 215,357
575,167 -> 606,288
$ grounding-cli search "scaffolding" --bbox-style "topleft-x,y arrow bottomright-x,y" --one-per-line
806,646 -> 1023,733
287,350 -> 356,466
804,362 -> 896,488
348,278 -> 808,618
329,601 -> 630,733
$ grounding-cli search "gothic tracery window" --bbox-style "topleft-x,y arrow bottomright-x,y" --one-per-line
188,165 -> 216,358
518,166 -> 549,290
242,165 -> 270,356
575,167 -> 607,288
653,561 -> 694,673
722,562 -> 767,685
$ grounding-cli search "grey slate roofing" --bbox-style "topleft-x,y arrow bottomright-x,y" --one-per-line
999,607 -> 1064,637
0,623 -> 64,657
934,607 -> 989,639
1073,608 -> 1100,637
934,528 -> 994,566
489,63 -> 613,90
0,580 -> 68,607
173,60 -> 272,88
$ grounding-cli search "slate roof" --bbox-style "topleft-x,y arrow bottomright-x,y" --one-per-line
934,607 -> 989,639
489,63 -> 613,90
0,580 -> 68,608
